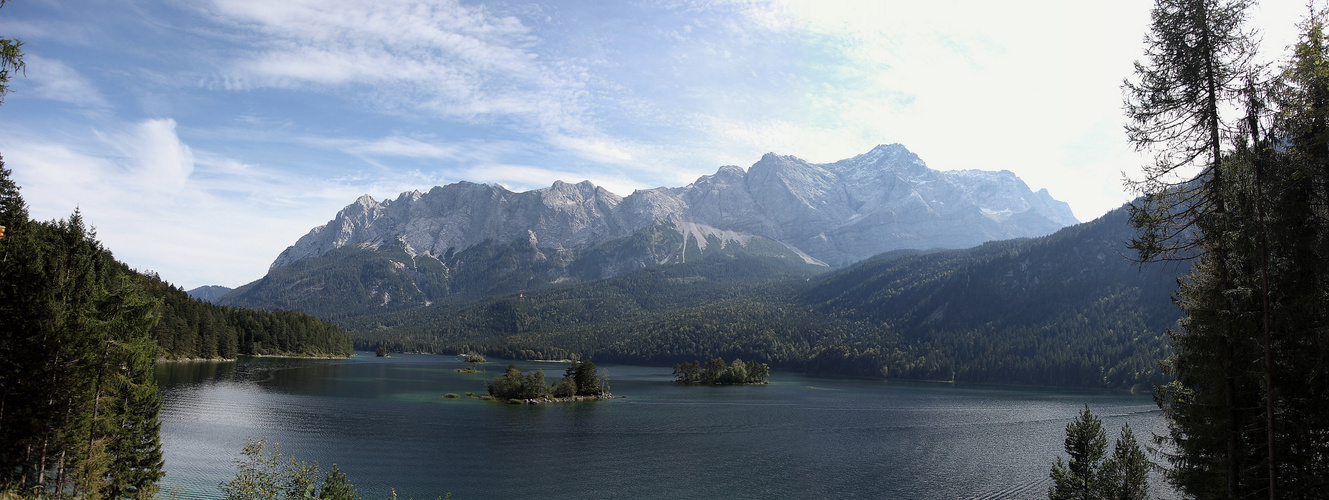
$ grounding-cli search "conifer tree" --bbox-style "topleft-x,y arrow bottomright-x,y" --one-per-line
1123,0 -> 1257,496
1100,424 -> 1150,500
1049,406 -> 1107,500
1048,408 -> 1149,500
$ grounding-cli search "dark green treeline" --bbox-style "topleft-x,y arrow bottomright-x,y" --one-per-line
484,360 -> 609,401
148,274 -> 352,360
0,157 -> 350,497
0,161 -> 165,498
673,358 -> 769,385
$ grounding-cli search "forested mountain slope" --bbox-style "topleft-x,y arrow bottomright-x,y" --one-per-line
142,270 -> 351,359
346,203 -> 1179,389
802,204 -> 1179,386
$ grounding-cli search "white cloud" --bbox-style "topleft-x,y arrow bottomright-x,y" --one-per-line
23,54 -> 108,108
653,0 -> 1158,221
6,0 -> 1317,289
693,0 -> 1310,221
208,0 -> 581,123
0,118 -> 391,288
333,136 -> 462,160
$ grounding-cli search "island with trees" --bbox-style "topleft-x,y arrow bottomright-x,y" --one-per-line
454,353 -> 487,372
482,360 -> 611,404
673,358 -> 769,385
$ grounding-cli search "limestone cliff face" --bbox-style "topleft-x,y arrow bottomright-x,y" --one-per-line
271,180 -> 625,271
271,144 -> 1078,271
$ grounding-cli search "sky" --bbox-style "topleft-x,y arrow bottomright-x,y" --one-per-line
0,0 -> 1310,289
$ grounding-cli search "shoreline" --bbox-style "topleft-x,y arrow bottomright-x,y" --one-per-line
157,353 -> 352,363
507,394 -> 619,405
156,357 -> 236,363
245,353 -> 352,360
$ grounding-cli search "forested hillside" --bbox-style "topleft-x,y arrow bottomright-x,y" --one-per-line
0,160 -> 351,497
802,204 -> 1179,387
346,203 -> 1179,389
143,271 -> 351,359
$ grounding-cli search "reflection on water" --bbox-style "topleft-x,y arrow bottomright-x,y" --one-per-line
157,353 -> 1174,500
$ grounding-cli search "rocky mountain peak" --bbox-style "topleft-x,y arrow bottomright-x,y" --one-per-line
269,144 -> 1080,272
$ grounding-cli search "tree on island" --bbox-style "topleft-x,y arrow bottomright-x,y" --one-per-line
459,353 -> 486,372
375,346 -> 389,357
673,358 -> 769,385
485,360 -> 609,401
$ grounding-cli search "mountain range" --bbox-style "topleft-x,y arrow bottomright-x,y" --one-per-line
269,143 -> 1075,272
197,144 -> 1181,388
341,202 -> 1178,389
216,144 -> 1078,315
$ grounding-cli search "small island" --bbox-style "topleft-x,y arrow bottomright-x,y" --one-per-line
375,346 -> 391,357
483,360 -> 612,404
673,358 -> 769,385
454,353 -> 487,372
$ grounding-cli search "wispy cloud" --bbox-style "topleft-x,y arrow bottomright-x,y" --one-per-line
4,0 -> 1315,288
208,0 -> 583,124
23,54 -> 108,108
1,119 -> 398,288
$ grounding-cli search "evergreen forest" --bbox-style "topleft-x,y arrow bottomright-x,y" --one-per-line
0,156 -> 349,495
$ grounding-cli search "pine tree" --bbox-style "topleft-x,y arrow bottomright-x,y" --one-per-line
1101,424 -> 1150,500
1132,6 -> 1329,498
0,164 -> 165,497
1049,408 -> 1150,500
1049,406 -> 1108,500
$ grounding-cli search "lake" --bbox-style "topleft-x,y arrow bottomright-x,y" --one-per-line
156,353 -> 1174,499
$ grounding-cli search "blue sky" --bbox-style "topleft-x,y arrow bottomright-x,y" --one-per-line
0,0 -> 1306,289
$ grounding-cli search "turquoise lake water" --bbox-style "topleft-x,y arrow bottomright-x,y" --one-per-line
156,353 -> 1174,499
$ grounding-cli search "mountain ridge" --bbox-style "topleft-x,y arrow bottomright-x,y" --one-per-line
270,144 -> 1076,273
343,201 -> 1176,389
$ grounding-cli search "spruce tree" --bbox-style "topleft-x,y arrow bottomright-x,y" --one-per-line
1049,406 -> 1107,500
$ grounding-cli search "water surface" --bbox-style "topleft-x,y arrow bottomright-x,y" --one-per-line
157,353 -> 1172,499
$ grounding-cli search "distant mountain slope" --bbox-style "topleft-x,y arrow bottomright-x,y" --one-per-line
141,271 -> 351,359
186,285 -> 232,303
221,222 -> 818,320
270,144 -> 1074,273
801,203 -> 1180,386
344,203 -> 1179,389
228,144 -> 1077,320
